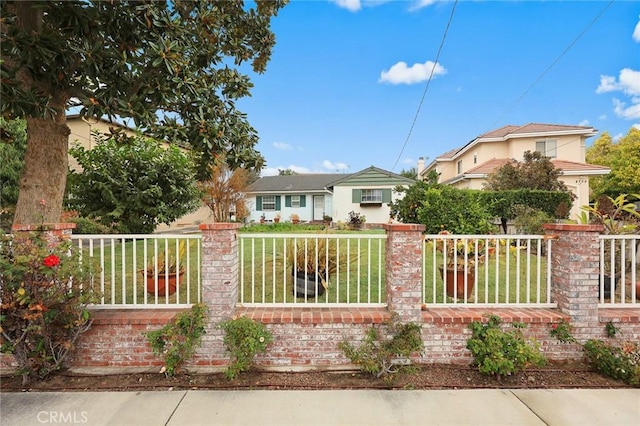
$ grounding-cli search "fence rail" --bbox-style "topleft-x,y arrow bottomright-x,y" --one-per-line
71,234 -> 202,308
238,233 -> 386,306
598,235 -> 639,307
423,234 -> 554,307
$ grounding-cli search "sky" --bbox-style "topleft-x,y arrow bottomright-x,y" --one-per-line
234,0 -> 640,176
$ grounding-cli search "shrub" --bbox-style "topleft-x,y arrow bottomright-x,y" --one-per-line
339,313 -> 424,382
218,316 -> 272,380
0,231 -> 97,384
583,339 -> 640,387
146,303 -> 208,376
549,319 -> 577,344
466,315 -> 546,378
67,216 -> 112,234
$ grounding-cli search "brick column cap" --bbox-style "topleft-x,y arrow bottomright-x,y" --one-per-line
382,223 -> 426,232
199,223 -> 242,231
543,223 -> 604,232
12,223 -> 76,232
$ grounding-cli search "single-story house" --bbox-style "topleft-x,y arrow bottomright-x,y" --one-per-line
245,166 -> 415,225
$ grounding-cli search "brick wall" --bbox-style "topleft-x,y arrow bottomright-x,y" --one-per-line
3,223 -> 638,374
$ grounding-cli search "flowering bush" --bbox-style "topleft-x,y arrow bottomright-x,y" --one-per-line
0,231 -> 97,384
218,315 -> 272,380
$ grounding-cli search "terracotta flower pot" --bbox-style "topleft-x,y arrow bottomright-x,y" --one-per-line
146,272 -> 182,296
439,266 -> 475,299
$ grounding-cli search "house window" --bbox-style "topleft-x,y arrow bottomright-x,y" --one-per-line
361,189 -> 383,203
262,195 -> 276,210
536,139 -> 557,158
457,160 -> 462,174
291,195 -> 301,208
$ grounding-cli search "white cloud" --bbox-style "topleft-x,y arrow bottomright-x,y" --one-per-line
596,69 -> 640,95
322,160 -> 350,171
633,15 -> 640,42
273,142 -> 292,151
633,123 -> 640,130
578,119 -> 590,127
598,114 -> 607,120
612,98 -> 640,120
261,164 -> 312,177
410,0 -> 438,11
612,133 -> 624,142
332,0 -> 361,12
379,60 -> 447,85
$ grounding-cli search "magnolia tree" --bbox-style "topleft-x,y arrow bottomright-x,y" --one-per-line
0,0 -> 288,226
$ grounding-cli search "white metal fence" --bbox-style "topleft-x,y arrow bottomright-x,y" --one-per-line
71,234 -> 202,307
423,234 -> 554,307
238,233 -> 386,306
598,235 -> 639,307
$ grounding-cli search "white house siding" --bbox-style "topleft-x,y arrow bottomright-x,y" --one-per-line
332,186 -> 402,225
247,193 -> 333,223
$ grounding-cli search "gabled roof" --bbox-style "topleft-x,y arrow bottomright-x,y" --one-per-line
328,166 -> 415,187
246,173 -> 346,194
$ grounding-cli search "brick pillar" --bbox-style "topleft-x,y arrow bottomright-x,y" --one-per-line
543,223 -> 604,341
12,223 -> 76,247
196,223 -> 241,365
383,223 -> 426,323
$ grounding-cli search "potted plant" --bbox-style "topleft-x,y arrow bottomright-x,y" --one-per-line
290,213 -> 300,224
580,194 -> 640,299
143,241 -> 186,296
323,214 -> 332,227
286,232 -> 344,297
435,230 -> 484,299
274,212 -> 281,223
259,213 -> 266,224
347,211 -> 366,230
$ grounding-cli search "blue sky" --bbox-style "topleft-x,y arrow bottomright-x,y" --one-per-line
235,0 -> 640,176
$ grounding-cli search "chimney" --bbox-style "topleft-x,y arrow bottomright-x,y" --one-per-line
417,157 -> 425,179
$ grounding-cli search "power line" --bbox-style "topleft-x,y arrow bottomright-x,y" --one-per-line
486,0 -> 615,132
391,0 -> 458,172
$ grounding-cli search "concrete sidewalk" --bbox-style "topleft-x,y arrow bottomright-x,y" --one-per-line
1,389 -> 639,426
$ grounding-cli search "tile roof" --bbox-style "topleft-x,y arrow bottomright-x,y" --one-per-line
478,123 -> 596,139
246,173 -> 348,193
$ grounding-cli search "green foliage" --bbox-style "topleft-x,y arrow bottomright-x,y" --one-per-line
0,118 -> 27,230
586,128 -> 640,199
0,231 -> 97,384
466,315 -> 547,378
346,211 -> 366,229
146,303 -> 208,376
549,319 -> 577,344
390,182 -> 494,234
218,316 -> 273,380
483,190 -> 574,221
484,151 -> 568,192
605,321 -> 619,339
339,313 -> 424,382
66,216 -> 112,235
583,339 -> 640,386
67,133 -> 201,234
511,204 -> 554,235
580,193 -> 640,235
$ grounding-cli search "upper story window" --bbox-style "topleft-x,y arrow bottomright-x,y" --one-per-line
456,160 -> 462,174
361,189 -> 382,203
536,139 -> 557,158
262,195 -> 276,210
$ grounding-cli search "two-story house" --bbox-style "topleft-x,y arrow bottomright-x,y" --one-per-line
417,123 -> 611,219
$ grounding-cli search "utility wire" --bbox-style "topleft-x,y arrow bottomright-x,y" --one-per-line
391,0 -> 458,172
485,0 -> 615,132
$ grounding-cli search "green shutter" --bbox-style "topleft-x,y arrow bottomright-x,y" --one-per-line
352,189 -> 362,203
256,196 -> 262,211
300,195 -> 306,207
285,195 -> 291,207
275,196 -> 281,210
382,188 -> 392,203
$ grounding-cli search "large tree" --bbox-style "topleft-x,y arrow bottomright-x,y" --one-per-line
200,157 -> 251,223
586,128 -> 640,199
1,0 -> 287,225
484,150 -> 568,192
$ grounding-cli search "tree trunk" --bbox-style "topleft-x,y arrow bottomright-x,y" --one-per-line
13,116 -> 70,226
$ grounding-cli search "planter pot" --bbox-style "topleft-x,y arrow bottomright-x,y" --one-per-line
274,218 -> 280,223
438,266 -> 475,299
292,269 -> 326,298
146,272 -> 182,296
636,281 -> 640,301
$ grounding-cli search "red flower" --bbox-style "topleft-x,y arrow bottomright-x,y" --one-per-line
43,255 -> 60,268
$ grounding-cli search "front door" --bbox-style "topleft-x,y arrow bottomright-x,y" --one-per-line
313,195 -> 324,221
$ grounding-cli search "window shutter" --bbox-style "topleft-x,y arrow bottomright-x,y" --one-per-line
352,189 -> 362,203
382,189 -> 392,203
300,195 -> 306,207
275,196 -> 281,210
285,195 -> 291,207
256,196 -> 262,211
